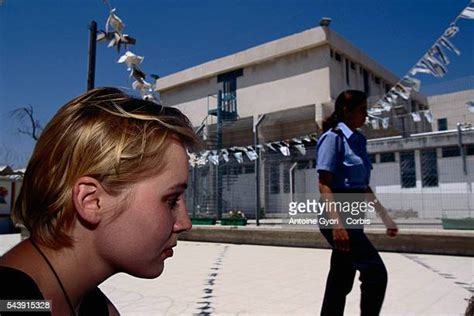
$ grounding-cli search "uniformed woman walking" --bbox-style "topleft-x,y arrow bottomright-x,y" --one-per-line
316,90 -> 398,316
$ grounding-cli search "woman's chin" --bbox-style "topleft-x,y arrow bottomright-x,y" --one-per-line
127,261 -> 165,279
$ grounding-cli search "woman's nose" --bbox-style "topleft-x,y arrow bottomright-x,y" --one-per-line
174,205 -> 192,233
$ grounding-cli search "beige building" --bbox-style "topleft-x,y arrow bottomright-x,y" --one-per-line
155,26 -> 430,145
428,89 -> 474,131
155,26 -> 465,219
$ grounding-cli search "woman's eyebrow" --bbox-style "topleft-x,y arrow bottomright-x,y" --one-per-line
165,182 -> 188,193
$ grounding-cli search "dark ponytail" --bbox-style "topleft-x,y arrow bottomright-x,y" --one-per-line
322,90 -> 367,132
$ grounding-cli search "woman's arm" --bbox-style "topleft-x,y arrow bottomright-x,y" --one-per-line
365,186 -> 398,237
319,171 -> 350,252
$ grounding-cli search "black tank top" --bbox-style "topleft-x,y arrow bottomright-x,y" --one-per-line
0,266 -> 109,315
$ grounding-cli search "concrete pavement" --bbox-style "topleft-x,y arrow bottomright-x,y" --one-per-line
98,241 -> 472,315
1,234 -> 472,315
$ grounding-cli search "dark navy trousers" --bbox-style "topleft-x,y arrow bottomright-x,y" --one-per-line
320,228 -> 388,316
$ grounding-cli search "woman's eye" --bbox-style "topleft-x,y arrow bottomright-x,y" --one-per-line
168,198 -> 179,210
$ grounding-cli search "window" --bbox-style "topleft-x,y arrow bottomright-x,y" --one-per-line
244,164 -> 255,174
374,76 -> 381,85
438,118 -> 448,131
335,52 -> 342,62
283,163 -> 291,193
345,58 -> 350,85
222,167 -> 228,175
297,160 -> 310,170
442,146 -> 461,157
363,69 -> 370,95
330,49 -> 334,58
270,163 -> 280,194
231,166 -> 243,175
411,100 -> 417,112
467,144 -> 474,155
217,69 -> 242,114
380,152 -> 395,163
385,84 -> 392,93
350,61 -> 356,70
421,149 -> 438,187
400,151 -> 416,188
368,154 -> 376,164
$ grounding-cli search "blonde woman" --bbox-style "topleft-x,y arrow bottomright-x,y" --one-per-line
0,87 -> 200,315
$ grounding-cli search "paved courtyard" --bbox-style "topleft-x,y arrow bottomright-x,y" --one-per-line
1,234 -> 472,315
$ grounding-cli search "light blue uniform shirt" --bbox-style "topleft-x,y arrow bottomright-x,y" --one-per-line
316,122 -> 372,190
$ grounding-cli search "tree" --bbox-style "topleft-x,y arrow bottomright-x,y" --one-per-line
11,105 -> 43,141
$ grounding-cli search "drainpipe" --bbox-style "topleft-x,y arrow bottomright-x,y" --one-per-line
254,114 -> 265,226
289,162 -> 298,203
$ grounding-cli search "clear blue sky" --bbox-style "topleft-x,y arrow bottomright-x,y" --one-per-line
1,0 -> 473,167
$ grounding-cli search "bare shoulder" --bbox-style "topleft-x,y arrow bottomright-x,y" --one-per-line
0,239 -> 33,268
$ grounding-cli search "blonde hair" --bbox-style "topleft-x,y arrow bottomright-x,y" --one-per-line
13,87 -> 200,249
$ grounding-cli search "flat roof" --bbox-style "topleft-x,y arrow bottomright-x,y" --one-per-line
155,27 -> 399,92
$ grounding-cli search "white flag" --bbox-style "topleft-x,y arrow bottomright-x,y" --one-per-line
460,6 -> 474,19
382,117 -> 390,129
423,110 -> 433,123
118,51 -> 144,70
233,152 -> 244,164
106,8 -> 125,34
371,119 -> 379,130
278,144 -> 290,157
244,149 -> 258,161
294,144 -> 306,156
411,112 -> 421,122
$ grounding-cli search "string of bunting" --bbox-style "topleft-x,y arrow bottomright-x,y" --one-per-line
96,1 -> 472,163
367,0 -> 474,128
98,1 -> 160,102
188,134 -> 318,167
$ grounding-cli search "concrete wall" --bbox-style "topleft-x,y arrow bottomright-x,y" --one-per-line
160,46 -> 332,127
160,77 -> 217,127
236,47 -> 331,118
180,226 -> 474,256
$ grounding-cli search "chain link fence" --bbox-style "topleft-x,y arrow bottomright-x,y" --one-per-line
187,140 -> 474,229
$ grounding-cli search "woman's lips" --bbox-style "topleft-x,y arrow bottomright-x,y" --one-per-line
163,247 -> 174,258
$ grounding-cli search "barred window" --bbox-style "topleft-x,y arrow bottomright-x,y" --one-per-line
400,151 -> 416,188
283,162 -> 292,193
380,152 -> 395,163
467,144 -> 474,155
270,162 -> 280,194
421,149 -> 438,187
243,164 -> 255,174
442,146 -> 461,157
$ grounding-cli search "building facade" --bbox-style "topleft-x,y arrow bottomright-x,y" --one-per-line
428,89 -> 474,131
154,26 -> 474,222
156,26 -> 430,144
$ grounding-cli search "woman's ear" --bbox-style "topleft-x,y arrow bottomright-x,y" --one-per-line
73,176 -> 107,226
342,105 -> 350,117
